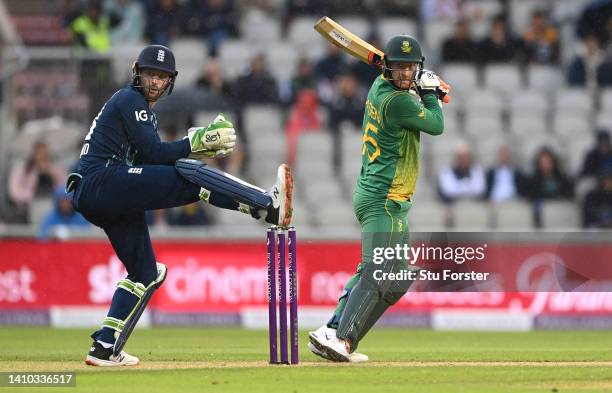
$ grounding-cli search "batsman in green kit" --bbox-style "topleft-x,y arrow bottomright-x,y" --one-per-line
308,35 -> 447,362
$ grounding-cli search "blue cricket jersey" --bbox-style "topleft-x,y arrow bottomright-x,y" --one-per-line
77,85 -> 190,175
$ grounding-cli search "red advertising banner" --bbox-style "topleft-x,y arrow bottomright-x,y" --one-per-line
1,240 -> 612,315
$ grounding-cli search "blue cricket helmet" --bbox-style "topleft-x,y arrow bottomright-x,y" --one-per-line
132,45 -> 178,96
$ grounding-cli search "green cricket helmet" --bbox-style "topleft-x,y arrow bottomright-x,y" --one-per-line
382,35 -> 425,82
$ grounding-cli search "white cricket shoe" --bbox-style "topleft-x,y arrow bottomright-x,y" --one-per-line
265,164 -> 293,228
348,351 -> 369,363
308,342 -> 330,360
308,325 -> 369,363
85,341 -> 139,367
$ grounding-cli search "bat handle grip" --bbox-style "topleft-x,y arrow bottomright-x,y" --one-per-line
368,52 -> 383,69
439,79 -> 452,104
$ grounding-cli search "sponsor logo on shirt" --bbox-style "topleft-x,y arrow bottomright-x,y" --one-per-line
135,110 -> 148,122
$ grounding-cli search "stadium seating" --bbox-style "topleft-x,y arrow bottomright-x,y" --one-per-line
595,113 -> 612,130
464,112 -> 504,138
508,113 -> 548,138
408,199 -> 448,232
423,19 -> 454,63
541,201 -> 580,229
3,3 -> 609,234
493,200 -> 533,230
526,65 -> 563,92
241,11 -> 281,43
553,112 -> 590,141
600,89 -> 612,111
484,65 -> 523,95
441,64 -> 477,98
244,106 -> 284,137
509,89 -> 549,116
170,39 -> 207,89
463,89 -> 505,118
340,125 -> 363,188
451,200 -> 492,229
288,16 -> 321,44
335,16 -> 371,42
378,18 -> 417,44
555,88 -> 593,116
218,39 -> 256,79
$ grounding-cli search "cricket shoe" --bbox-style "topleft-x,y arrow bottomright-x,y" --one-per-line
85,341 -> 139,367
308,326 -> 369,363
264,164 -> 293,228
308,342 -> 331,360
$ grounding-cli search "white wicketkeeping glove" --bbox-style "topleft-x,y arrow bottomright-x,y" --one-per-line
186,113 -> 237,153
416,69 -> 441,95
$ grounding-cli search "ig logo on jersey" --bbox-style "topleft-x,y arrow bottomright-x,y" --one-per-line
135,110 -> 148,122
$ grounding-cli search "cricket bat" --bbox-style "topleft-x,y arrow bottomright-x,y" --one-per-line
314,16 -> 384,68
314,16 -> 451,103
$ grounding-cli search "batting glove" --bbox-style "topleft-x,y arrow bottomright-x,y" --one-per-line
416,69 -> 441,96
187,113 -> 237,153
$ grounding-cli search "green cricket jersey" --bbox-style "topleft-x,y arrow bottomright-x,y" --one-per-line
356,75 -> 444,201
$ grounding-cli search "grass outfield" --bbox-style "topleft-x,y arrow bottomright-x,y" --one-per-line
1,328 -> 612,392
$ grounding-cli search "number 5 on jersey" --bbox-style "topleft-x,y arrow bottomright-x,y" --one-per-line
362,121 -> 380,162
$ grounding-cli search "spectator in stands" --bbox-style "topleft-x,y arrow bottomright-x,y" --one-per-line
576,1 -> 612,47
61,0 -> 82,28
145,0 -> 182,46
438,143 -> 486,203
567,35 -> 612,88
39,187 -> 90,240
328,71 -> 364,173
234,53 -> 279,105
232,53 -> 278,167
69,0 -> 112,53
196,58 -> 233,102
197,0 -> 239,57
479,15 -> 520,64
315,44 -> 347,105
582,170 -> 612,228
351,33 -> 382,87
526,147 -> 574,200
441,18 -> 480,63
71,1 -> 116,119
521,10 -> 559,64
8,140 -> 67,215
316,43 -> 346,82
285,89 -> 321,166
104,0 -> 145,43
485,145 -> 528,202
280,57 -> 317,107
169,203 -> 215,226
580,129 -> 612,178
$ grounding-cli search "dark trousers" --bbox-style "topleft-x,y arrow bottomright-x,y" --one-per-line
74,164 -> 200,285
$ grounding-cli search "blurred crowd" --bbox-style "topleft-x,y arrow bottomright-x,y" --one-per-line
437,131 -> 612,228
3,0 -> 612,235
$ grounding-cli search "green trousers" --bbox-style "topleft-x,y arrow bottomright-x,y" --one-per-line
327,192 -> 411,349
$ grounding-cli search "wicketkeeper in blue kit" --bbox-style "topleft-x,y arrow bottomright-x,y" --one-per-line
68,45 -> 294,366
